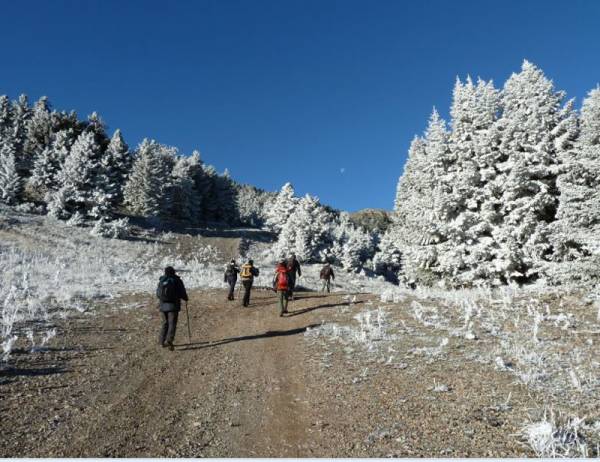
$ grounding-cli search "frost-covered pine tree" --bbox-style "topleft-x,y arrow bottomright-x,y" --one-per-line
388,111 -> 449,284
488,60 -> 571,283
166,155 -> 199,223
274,194 -> 332,262
236,184 -> 274,227
47,131 -> 106,219
554,86 -> 600,260
99,129 -> 131,208
123,139 -> 176,218
0,141 -> 22,204
0,95 -> 13,141
211,169 -> 238,224
11,94 -> 30,176
23,97 -> 53,173
28,129 -> 75,201
265,182 -> 298,233
429,77 -> 502,284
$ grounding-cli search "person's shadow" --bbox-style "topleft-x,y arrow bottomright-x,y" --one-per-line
284,300 -> 365,317
176,323 -> 321,351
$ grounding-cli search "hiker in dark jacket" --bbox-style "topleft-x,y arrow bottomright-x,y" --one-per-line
224,259 -> 239,301
273,260 -> 290,316
156,266 -> 188,350
320,262 -> 335,293
239,259 -> 259,307
287,253 -> 302,300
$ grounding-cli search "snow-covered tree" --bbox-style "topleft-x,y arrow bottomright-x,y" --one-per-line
28,129 -> 74,200
123,139 -> 176,218
23,96 -> 53,173
236,184 -> 274,227
47,131 -> 106,219
0,95 -> 12,141
274,194 -> 333,262
11,94 -> 30,175
99,129 -> 131,208
555,86 -> 600,259
265,182 -> 298,233
166,155 -> 199,223
0,142 -> 22,204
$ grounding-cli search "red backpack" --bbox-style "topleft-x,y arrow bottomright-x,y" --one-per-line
276,270 -> 289,291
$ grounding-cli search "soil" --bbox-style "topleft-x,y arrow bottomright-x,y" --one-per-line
0,288 -> 540,457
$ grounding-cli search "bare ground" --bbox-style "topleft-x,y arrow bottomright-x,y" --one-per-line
1,288 -> 544,457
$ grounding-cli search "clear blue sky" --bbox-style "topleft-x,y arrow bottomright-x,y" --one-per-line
1,0 -> 599,211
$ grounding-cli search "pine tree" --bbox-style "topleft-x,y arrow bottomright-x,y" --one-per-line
555,87 -> 600,259
166,155 -> 199,222
489,60 -> 570,283
0,141 -> 22,205
123,139 -> 176,218
23,97 -> 53,170
11,94 -> 30,175
265,182 -> 298,233
47,131 -> 105,219
274,194 -> 333,262
100,129 -> 131,208
28,129 -> 75,201
0,95 -> 12,141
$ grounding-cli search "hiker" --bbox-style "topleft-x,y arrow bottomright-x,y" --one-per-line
224,259 -> 239,301
156,266 -> 189,351
320,262 -> 335,293
273,259 -> 291,316
287,253 -> 302,300
240,259 -> 259,307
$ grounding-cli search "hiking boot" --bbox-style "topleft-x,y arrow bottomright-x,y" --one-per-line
166,341 -> 174,351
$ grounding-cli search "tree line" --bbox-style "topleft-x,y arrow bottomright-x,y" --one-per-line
0,95 -> 274,230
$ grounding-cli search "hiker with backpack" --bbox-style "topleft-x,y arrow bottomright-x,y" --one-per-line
240,259 -> 259,307
320,262 -> 335,293
273,259 -> 291,316
156,266 -> 189,350
287,253 -> 302,300
224,259 -> 239,301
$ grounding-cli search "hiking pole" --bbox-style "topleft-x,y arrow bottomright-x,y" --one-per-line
185,300 -> 192,343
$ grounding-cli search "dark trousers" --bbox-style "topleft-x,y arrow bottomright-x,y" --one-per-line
227,280 -> 236,300
242,280 -> 253,306
288,274 -> 297,299
159,311 -> 179,345
278,290 -> 289,314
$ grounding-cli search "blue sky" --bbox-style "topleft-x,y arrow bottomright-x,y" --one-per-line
1,0 -> 599,211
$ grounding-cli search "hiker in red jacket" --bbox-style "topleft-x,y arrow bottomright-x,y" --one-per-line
273,259 -> 291,317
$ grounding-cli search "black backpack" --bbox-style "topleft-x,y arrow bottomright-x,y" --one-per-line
158,276 -> 178,303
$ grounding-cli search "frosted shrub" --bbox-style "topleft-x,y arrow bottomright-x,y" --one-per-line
522,409 -> 589,458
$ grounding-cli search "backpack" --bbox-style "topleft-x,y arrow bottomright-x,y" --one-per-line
158,276 -> 178,303
240,264 -> 253,279
276,271 -> 290,291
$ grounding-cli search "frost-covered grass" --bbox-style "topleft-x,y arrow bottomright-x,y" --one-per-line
0,212 -> 228,363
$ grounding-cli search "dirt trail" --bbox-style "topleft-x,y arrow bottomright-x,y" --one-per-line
1,288 -> 537,457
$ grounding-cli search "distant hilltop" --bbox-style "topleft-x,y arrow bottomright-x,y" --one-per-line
348,209 -> 392,234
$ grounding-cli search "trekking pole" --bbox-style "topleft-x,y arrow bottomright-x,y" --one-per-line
185,300 -> 192,343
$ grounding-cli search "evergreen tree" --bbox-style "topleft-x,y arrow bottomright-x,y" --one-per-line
166,155 -> 199,222
0,95 -> 12,141
23,96 -> 53,170
0,141 -> 22,204
100,129 -> 131,207
11,94 -> 30,175
28,129 -> 75,201
555,87 -> 600,258
123,139 -> 176,218
47,131 -> 106,219
265,182 -> 298,233
274,194 -> 333,262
